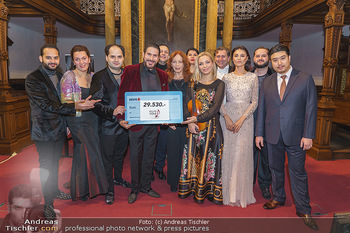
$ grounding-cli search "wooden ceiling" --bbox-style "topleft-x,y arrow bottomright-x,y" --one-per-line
5,0 -> 350,39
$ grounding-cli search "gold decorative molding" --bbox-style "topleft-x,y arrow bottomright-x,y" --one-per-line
138,0 -> 145,63
194,0 -> 200,49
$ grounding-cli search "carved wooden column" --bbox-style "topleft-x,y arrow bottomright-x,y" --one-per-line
260,0 -> 266,12
343,34 -> 350,100
43,15 -> 57,45
105,0 -> 115,46
222,0 -> 234,51
0,0 -> 31,154
206,0 -> 218,55
121,0 -> 132,65
309,0 -> 345,160
279,20 -> 293,49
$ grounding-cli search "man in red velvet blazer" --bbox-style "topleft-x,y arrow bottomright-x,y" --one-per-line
117,43 -> 169,204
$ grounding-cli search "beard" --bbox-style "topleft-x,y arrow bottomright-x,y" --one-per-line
254,60 -> 269,69
42,62 -> 58,71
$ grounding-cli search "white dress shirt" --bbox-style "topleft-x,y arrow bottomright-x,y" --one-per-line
277,66 -> 293,95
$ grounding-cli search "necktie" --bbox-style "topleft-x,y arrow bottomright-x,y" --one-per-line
280,75 -> 286,101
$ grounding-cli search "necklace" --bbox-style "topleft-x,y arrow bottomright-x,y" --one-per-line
112,70 -> 122,75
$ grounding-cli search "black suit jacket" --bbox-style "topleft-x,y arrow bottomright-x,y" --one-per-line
25,66 -> 75,141
90,67 -> 125,135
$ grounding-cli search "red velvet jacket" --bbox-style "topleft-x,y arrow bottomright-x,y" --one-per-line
117,63 -> 169,132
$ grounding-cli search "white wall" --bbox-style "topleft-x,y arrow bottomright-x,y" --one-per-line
8,17 -> 120,79
219,24 -> 325,85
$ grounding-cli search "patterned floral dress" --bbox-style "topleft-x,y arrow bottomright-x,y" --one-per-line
178,79 -> 225,204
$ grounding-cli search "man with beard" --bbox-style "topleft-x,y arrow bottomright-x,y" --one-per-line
90,44 -> 131,205
117,43 -> 169,204
214,46 -> 233,80
252,47 -> 273,200
25,44 -> 98,219
153,44 -> 170,181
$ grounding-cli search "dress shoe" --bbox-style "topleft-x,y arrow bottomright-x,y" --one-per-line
105,192 -> 114,205
296,212 -> 319,231
170,186 -> 177,192
113,179 -> 132,188
81,194 -> 88,201
54,190 -> 71,200
263,199 -> 285,209
43,204 -> 56,220
140,188 -> 160,198
262,187 -> 272,200
128,191 -> 139,204
155,169 -> 166,180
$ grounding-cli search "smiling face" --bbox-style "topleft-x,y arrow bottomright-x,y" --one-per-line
232,49 -> 248,69
198,55 -> 214,75
39,48 -> 60,71
106,46 -> 124,72
270,51 -> 291,75
73,51 -> 90,72
159,45 -> 170,65
171,54 -> 184,75
215,50 -> 230,69
187,50 -> 198,66
143,47 -> 160,70
253,48 -> 269,69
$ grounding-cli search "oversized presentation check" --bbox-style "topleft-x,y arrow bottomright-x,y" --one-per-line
125,91 -> 183,124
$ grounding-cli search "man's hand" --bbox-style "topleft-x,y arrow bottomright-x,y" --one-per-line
255,136 -> 264,150
300,138 -> 313,150
119,120 -> 136,129
113,106 -> 126,116
188,123 -> 199,134
75,95 -> 100,110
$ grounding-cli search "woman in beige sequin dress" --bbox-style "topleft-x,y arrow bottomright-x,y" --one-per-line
220,46 -> 258,207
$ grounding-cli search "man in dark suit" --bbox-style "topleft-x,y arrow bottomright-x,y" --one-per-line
90,44 -> 131,205
255,44 -> 318,230
214,46 -> 233,80
117,43 -> 169,204
25,44 -> 97,219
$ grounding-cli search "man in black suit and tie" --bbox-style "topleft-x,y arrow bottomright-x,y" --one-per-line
255,44 -> 318,230
25,44 -> 97,219
90,44 -> 131,205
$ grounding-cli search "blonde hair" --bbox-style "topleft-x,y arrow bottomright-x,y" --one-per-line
191,52 -> 217,83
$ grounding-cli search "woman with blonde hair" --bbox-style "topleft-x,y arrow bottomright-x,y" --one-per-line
179,52 -> 225,204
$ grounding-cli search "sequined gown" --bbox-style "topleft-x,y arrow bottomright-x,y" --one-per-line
178,79 -> 225,204
61,71 -> 108,200
220,72 -> 258,207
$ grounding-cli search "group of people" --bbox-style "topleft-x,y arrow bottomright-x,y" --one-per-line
25,42 -> 318,230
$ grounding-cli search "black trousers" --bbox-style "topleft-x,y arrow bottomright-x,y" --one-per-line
267,133 -> 311,214
253,110 -> 271,190
166,125 -> 186,188
129,126 -> 158,192
154,126 -> 168,171
100,130 -> 128,193
34,135 -> 65,205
